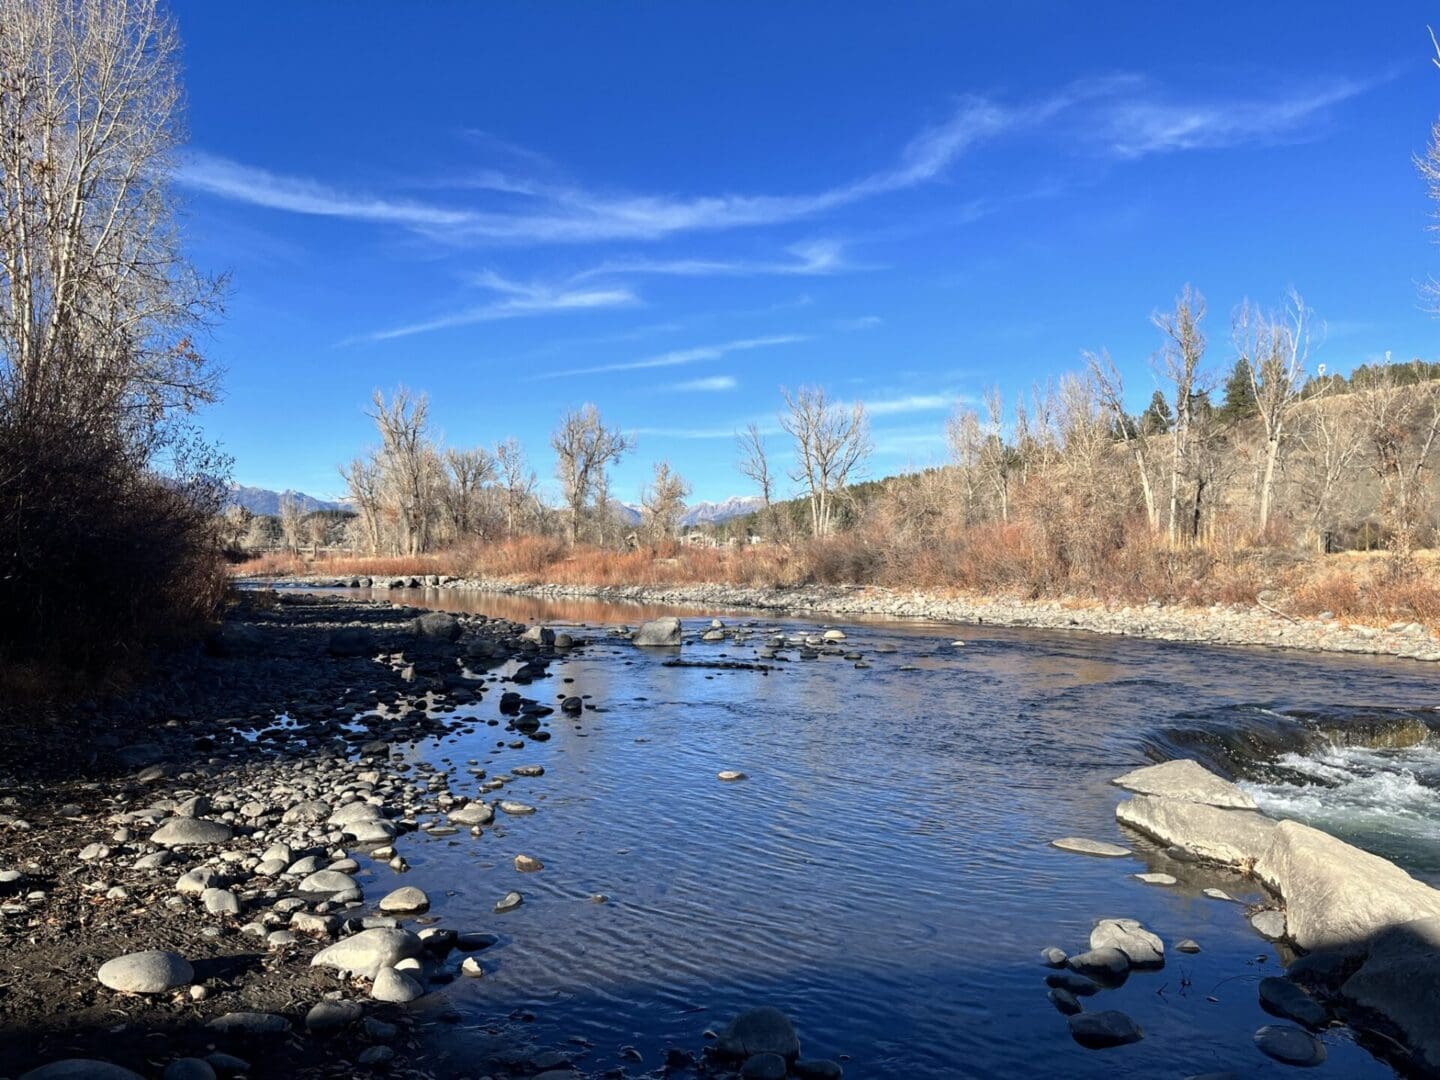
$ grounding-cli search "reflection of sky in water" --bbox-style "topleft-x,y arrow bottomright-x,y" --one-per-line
307,587 -> 1434,1078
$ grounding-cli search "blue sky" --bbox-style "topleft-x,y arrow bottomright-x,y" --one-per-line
176,2 -> 1440,504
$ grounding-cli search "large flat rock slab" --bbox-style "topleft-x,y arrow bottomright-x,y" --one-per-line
1115,793 -> 1277,866
1254,820 -> 1440,953
1111,758 -> 1256,809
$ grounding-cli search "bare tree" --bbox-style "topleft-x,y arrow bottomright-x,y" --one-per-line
339,453 -> 383,554
1292,369 -> 1365,551
278,494 -> 302,554
550,404 -> 631,544
495,436 -> 536,536
1352,359 -> 1440,554
736,422 -> 782,537
944,405 -> 984,525
1087,349 -> 1159,529
978,387 -> 1012,522
1152,285 -> 1208,544
442,446 -> 495,539
779,385 -> 871,537
1233,290 -> 1315,532
368,387 -> 435,555
0,0 -> 222,428
641,460 -> 690,542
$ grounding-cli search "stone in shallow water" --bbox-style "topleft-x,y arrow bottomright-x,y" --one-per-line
1090,918 -> 1164,968
716,1006 -> 801,1062
1040,946 -> 1067,967
1051,837 -> 1131,858
97,950 -> 193,994
1067,946 -> 1131,981
1068,1010 -> 1143,1048
494,891 -> 523,913
1176,939 -> 1201,953
378,886 -> 429,914
1045,971 -> 1100,996
741,1053 -> 788,1080
1134,872 -> 1177,886
1251,909 -> 1287,940
1204,887 -> 1237,902
370,965 -> 423,1003
513,854 -> 544,873
1253,1024 -> 1326,1066
1048,987 -> 1082,1015
717,770 -> 747,782
1258,977 -> 1327,1029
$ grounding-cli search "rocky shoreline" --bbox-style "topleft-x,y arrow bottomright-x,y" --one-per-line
258,574 -> 1440,663
0,593 -> 836,1080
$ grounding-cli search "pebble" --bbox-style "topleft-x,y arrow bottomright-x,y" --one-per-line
1048,987 -> 1083,1015
1040,946 -> 1067,967
460,956 -> 484,977
1250,909 -> 1287,940
717,770 -> 747,782
370,965 -> 423,1003
494,890 -> 524,913
1133,872 -> 1176,886
513,854 -> 544,872
305,999 -> 363,1032
1258,977 -> 1327,1029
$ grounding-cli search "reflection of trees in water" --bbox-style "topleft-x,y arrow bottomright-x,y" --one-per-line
340,586 -> 754,627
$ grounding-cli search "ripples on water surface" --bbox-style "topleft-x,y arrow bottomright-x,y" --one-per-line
294,586 -> 1440,1077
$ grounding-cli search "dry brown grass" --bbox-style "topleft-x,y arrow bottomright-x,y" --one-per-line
232,529 -> 1440,629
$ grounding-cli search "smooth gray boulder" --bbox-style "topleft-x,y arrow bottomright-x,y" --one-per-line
20,1063 -> 145,1080
297,870 -> 358,896
327,800 -> 383,826
716,1006 -> 801,1062
311,927 -> 422,978
633,616 -> 683,647
370,964 -> 423,1003
150,818 -> 232,847
1342,916 -> 1440,1071
205,1012 -> 288,1037
378,886 -> 429,914
1253,819 -> 1440,953
1067,947 -> 1130,982
97,950 -> 193,994
306,998 -> 363,1032
1090,918 -> 1164,968
521,625 -> 555,646
448,802 -> 493,826
1115,794 -> 1277,866
1111,759 -> 1256,809
161,1060 -> 215,1080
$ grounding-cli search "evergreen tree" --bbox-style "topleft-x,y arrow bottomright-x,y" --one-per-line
1218,357 -> 1257,422
1140,389 -> 1173,434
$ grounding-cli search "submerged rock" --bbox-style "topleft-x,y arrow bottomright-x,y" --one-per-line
1068,1010 -> 1142,1048
1253,1024 -> 1326,1066
1258,977 -> 1327,1029
1050,837 -> 1131,858
716,1006 -> 801,1062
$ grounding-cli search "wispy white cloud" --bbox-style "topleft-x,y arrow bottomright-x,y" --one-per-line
571,239 -> 853,280
1099,78 -> 1373,158
530,333 -> 807,380
838,315 -> 883,331
348,270 -> 637,344
181,74 -> 1379,248
670,375 -> 738,392
863,393 -> 963,416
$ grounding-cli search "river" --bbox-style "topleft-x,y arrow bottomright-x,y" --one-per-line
275,584 -> 1440,1077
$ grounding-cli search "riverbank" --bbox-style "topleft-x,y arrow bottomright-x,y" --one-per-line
0,592 -> 620,1077
252,573 -> 1440,663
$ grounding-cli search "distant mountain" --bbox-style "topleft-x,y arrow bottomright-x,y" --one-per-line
227,484 -> 351,516
681,496 -> 765,526
616,496 -> 765,528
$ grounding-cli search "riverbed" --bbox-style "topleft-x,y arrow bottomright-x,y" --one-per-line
279,584 -> 1440,1077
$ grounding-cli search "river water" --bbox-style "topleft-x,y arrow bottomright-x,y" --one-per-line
285,585 -> 1440,1077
